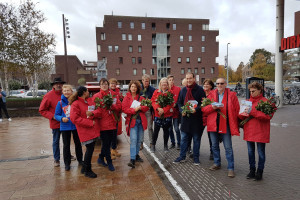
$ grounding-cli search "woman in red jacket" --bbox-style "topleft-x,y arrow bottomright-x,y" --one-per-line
238,82 -> 274,181
122,80 -> 149,168
69,86 -> 100,178
151,77 -> 174,153
90,78 -> 122,172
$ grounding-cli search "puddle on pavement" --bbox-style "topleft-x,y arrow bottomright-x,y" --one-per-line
271,122 -> 288,127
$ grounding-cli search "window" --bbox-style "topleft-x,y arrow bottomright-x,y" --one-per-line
189,47 -> 193,52
202,47 -> 205,52
189,35 -> 192,42
141,22 -> 145,29
152,23 -> 156,30
122,34 -> 126,40
152,58 -> 157,64
189,24 -> 192,30
97,45 -> 101,52
132,57 -> 136,64
151,68 -> 155,75
181,68 -> 185,74
128,34 -> 132,41
173,24 -> 176,30
133,68 -> 137,75
180,46 -> 183,52
116,68 -> 120,76
138,57 -> 142,64
198,57 -> 202,63
186,57 -> 190,63
101,33 -> 106,40
129,46 -> 133,52
115,45 -> 119,52
108,46 -> 112,52
130,22 -> 134,29
194,68 -> 198,74
188,68 -> 191,72
201,67 -> 205,74
202,36 -> 205,41
119,57 -> 123,64
178,57 -> 182,63
138,46 -> 142,53
180,35 -> 183,42
118,21 -> 122,28
166,23 -> 170,30
202,24 -> 209,30
142,68 -> 146,75
138,34 -> 142,41
211,67 -> 215,74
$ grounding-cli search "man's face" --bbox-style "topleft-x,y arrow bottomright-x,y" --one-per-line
216,78 -> 227,93
142,78 -> 150,88
110,82 -> 117,90
168,77 -> 174,87
186,74 -> 195,86
53,83 -> 63,91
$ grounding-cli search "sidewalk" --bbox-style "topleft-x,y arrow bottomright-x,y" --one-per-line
0,117 -> 173,200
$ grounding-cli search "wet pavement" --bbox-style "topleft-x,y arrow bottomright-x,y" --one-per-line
0,117 -> 173,200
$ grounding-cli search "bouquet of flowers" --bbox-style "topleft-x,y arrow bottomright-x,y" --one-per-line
155,91 -> 174,118
132,98 -> 152,119
201,98 -> 226,119
94,94 -> 119,121
239,98 -> 277,128
181,102 -> 197,117
141,88 -> 147,98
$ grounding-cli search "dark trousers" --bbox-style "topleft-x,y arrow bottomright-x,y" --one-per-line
208,132 -> 213,155
111,128 -> 118,150
152,123 -> 171,146
0,101 -> 10,119
61,130 -> 83,166
84,141 -> 95,167
100,130 -> 114,164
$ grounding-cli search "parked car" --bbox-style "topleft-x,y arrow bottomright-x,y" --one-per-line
17,90 -> 48,98
9,90 -> 25,97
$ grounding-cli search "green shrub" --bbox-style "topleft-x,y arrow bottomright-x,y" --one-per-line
38,81 -> 51,90
8,80 -> 22,90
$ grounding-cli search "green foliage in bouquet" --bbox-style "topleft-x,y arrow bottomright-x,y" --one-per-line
201,98 -> 226,119
94,94 -> 119,121
181,102 -> 194,117
156,91 -> 174,108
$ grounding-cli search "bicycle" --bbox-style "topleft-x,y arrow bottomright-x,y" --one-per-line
270,92 -> 280,107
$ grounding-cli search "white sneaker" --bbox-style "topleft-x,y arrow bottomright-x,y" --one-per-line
8,118 -> 12,122
0,119 -> 2,122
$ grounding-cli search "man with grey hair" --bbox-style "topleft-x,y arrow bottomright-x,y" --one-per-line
140,74 -> 155,149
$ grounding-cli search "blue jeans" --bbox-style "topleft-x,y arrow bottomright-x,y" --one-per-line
210,128 -> 234,170
247,141 -> 266,170
130,119 -> 144,160
52,128 -> 61,161
179,130 -> 203,159
169,118 -> 181,145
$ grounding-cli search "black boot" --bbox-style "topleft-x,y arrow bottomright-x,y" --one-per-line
128,159 -> 135,168
85,165 -> 97,178
81,163 -> 86,174
254,169 -> 263,181
247,168 -> 256,179
136,155 -> 144,162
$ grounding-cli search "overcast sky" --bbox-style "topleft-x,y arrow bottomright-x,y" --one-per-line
3,0 -> 300,70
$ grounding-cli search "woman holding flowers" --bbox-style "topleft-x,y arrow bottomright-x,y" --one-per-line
122,80 -> 149,168
151,77 -> 175,153
238,82 -> 275,181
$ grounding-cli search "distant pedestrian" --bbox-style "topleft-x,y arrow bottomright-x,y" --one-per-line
69,86 -> 101,178
0,86 -> 11,122
238,82 -> 275,181
55,84 -> 83,171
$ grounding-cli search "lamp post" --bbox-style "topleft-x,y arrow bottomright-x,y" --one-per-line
62,14 -> 70,83
226,43 -> 230,85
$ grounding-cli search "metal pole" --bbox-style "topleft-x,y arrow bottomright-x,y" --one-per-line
62,14 -> 68,83
226,43 -> 230,85
275,0 -> 284,107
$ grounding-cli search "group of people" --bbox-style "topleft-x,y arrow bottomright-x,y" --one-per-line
39,73 -> 274,181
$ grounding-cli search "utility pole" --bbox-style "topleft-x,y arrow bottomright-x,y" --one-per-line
226,43 -> 230,85
62,14 -> 70,83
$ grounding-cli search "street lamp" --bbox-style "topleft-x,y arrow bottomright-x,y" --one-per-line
226,43 -> 230,85
62,14 -> 70,83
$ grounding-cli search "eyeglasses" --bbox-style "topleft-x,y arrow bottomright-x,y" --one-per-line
100,83 -> 108,86
250,90 -> 257,93
216,83 -> 225,85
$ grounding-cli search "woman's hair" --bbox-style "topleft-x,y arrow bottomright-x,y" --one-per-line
182,78 -> 187,86
158,77 -> 169,92
109,78 -> 118,84
128,80 -> 141,95
248,82 -> 263,92
68,86 -> 87,105
203,79 -> 215,90
62,84 -> 73,91
99,78 -> 109,86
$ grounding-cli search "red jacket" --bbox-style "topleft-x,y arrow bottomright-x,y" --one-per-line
202,90 -> 213,127
39,89 -> 61,129
151,90 -> 175,118
70,97 -> 101,143
122,92 -> 149,136
92,89 -> 122,131
202,88 -> 240,136
170,85 -> 181,119
111,88 -> 124,135
238,94 -> 273,143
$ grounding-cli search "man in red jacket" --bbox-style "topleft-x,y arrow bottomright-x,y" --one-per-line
202,78 -> 240,178
39,77 -> 66,167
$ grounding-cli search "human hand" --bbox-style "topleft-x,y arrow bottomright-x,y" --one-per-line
135,106 -> 141,112
62,117 -> 69,123
212,105 -> 218,110
182,112 -> 186,116
86,111 -> 93,117
191,108 -> 196,113
158,108 -> 164,116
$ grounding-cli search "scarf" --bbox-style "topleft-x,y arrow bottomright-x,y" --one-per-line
217,88 -> 228,134
184,82 -> 196,104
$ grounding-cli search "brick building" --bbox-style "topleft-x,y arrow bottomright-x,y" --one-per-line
295,11 -> 300,36
83,61 -> 98,81
96,15 -> 219,86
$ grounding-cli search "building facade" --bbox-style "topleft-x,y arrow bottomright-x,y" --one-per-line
96,15 -> 219,86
